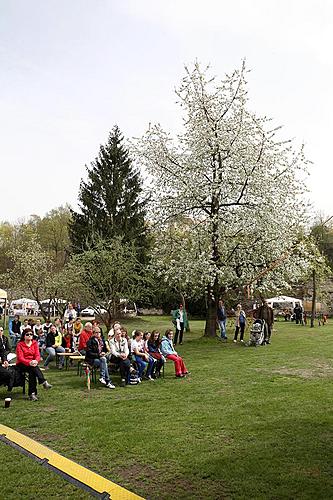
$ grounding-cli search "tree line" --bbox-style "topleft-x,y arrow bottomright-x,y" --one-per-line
1,62 -> 332,332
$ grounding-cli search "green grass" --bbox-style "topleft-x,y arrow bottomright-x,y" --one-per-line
0,317 -> 332,499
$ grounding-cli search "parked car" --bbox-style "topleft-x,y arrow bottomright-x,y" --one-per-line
80,306 -> 107,317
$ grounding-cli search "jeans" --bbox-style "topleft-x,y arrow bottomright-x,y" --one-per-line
134,355 -> 147,379
92,357 -> 111,383
218,320 -> 227,338
45,346 -> 65,367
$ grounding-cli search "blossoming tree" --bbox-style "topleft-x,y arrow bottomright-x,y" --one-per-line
135,62 -> 310,335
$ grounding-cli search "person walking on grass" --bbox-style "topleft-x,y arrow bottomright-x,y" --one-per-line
233,304 -> 246,343
255,299 -> 274,344
217,299 -> 227,340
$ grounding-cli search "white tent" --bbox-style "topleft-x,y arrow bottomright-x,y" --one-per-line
9,298 -> 39,316
266,296 -> 302,310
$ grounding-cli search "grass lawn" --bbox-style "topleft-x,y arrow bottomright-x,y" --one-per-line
0,317 -> 332,499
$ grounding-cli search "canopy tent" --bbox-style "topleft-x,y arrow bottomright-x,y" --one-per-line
9,298 -> 39,316
266,296 -> 302,310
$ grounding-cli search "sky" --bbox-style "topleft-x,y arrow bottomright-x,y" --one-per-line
0,0 -> 332,222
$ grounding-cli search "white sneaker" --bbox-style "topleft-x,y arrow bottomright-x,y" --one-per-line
106,382 -> 116,389
240,340 -> 244,343
42,381 -> 52,390
99,377 -> 106,385
148,375 -> 154,381
233,340 -> 237,343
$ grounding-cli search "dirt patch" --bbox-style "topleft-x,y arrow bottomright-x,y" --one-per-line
113,462 -> 227,499
256,360 -> 333,380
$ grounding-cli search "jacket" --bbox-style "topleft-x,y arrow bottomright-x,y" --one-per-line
16,340 -> 40,366
45,331 -> 56,348
85,336 -> 103,364
160,336 -> 176,356
78,329 -> 92,351
109,337 -> 129,358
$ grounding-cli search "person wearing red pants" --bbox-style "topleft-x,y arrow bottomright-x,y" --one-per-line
160,329 -> 190,378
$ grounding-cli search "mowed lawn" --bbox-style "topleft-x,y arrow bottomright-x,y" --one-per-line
0,317 -> 332,499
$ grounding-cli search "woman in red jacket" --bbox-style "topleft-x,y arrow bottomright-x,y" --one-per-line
16,328 -> 52,401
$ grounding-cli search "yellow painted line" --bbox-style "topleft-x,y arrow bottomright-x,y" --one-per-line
0,424 -> 144,500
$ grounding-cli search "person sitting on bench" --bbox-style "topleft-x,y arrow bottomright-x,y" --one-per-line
16,329 -> 52,401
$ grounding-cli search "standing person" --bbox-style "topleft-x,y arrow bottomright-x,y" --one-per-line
293,303 -> 302,325
217,299 -> 227,340
255,299 -> 274,344
16,329 -> 52,401
160,329 -> 189,378
64,303 -> 77,322
173,304 -> 188,345
233,304 -> 246,343
9,315 -> 21,348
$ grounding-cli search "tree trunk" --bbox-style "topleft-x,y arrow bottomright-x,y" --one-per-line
311,268 -> 316,328
204,281 -> 218,336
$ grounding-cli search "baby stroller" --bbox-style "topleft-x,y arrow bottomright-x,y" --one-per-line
247,319 -> 265,346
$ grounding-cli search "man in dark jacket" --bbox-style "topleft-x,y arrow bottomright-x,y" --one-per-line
255,300 -> 274,344
85,328 -> 115,389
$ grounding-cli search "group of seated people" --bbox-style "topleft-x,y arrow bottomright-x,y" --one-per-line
0,316 -> 190,401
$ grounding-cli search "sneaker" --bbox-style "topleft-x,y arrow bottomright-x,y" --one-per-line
42,381 -> 52,390
121,379 -> 126,387
240,340 -> 244,343
106,382 -> 116,389
147,375 -> 155,381
233,339 -> 237,343
29,393 -> 38,401
137,377 -> 142,383
176,374 -> 185,378
99,377 -> 107,385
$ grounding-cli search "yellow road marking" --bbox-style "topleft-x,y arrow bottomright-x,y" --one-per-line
0,424 -> 144,499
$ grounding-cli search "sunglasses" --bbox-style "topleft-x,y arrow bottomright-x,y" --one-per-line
25,333 -> 33,336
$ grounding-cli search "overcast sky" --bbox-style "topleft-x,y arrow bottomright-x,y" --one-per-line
1,0 -> 332,222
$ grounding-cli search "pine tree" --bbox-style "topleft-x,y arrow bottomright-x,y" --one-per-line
70,126 -> 149,259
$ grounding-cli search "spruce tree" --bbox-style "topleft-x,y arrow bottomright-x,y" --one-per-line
70,126 -> 149,260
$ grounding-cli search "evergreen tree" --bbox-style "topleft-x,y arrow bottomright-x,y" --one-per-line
70,126 -> 149,259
